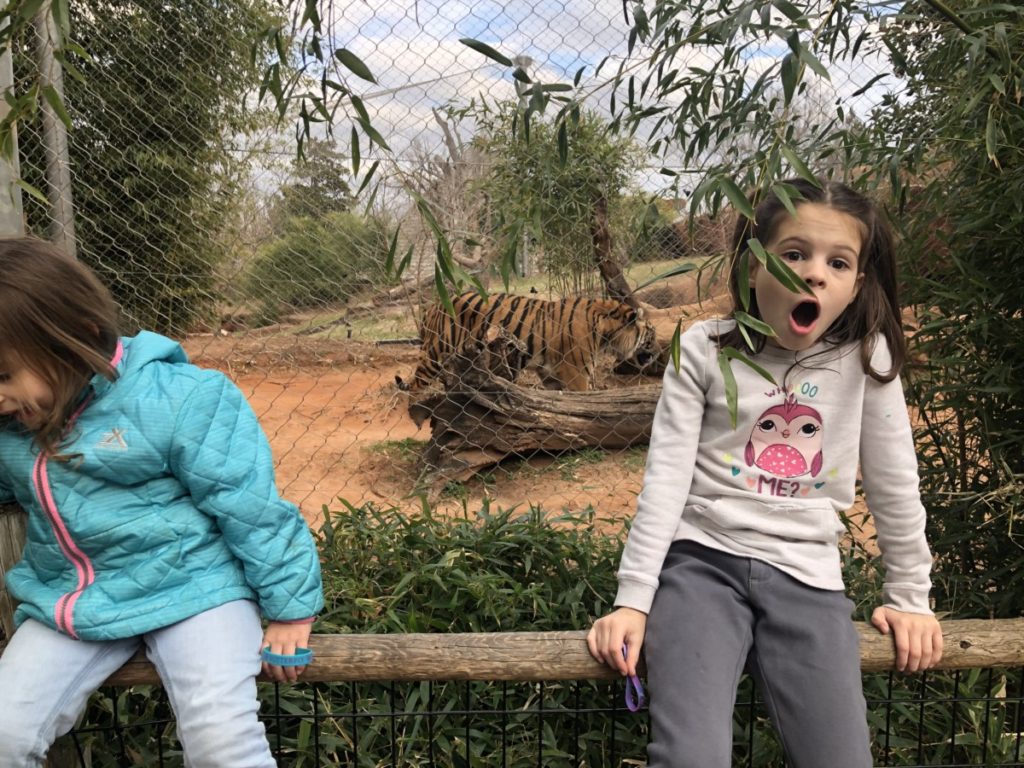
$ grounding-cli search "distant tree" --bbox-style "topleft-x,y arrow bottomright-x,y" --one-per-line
15,0 -> 279,334
872,0 -> 1024,619
273,137 -> 354,223
469,100 -> 645,296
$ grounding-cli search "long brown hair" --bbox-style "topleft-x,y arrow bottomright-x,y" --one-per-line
716,178 -> 905,382
0,236 -> 120,454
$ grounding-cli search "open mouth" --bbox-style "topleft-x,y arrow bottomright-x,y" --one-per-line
790,300 -> 820,333
635,349 -> 655,367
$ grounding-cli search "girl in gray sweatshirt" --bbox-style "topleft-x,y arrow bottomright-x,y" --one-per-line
588,178 -> 942,768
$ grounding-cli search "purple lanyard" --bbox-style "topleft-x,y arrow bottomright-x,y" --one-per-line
622,644 -> 647,712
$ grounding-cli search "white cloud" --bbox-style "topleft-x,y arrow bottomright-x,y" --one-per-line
267,2 -> 899,198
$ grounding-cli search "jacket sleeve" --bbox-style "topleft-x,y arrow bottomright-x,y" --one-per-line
614,323 -> 709,613
860,339 -> 934,615
168,371 -> 324,621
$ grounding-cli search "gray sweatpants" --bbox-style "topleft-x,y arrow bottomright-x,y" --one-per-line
644,541 -> 871,768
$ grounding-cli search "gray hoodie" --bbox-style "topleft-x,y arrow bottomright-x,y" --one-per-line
615,319 -> 933,616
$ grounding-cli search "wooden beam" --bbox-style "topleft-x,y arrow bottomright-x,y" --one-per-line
101,620 -> 1024,687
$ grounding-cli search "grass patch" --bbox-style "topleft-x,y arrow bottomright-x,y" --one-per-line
368,437 -> 427,463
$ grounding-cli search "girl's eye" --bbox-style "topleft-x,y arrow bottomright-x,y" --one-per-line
0,372 -> 9,383
829,259 -> 852,270
781,250 -> 804,262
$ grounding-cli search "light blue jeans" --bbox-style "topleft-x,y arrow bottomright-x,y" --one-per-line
0,599 -> 276,767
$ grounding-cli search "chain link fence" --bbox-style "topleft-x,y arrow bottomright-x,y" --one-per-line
8,0 -> 899,525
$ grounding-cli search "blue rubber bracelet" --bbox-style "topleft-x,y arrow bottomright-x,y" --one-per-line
261,647 -> 314,667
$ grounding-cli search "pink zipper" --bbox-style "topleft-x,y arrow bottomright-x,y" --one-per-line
33,341 -> 123,638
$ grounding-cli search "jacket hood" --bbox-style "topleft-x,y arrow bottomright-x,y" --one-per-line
91,331 -> 189,398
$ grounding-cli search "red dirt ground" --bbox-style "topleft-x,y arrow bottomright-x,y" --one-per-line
181,286 -> 874,547
182,333 -> 647,530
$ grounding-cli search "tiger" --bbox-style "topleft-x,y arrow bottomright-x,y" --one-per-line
398,292 -> 658,392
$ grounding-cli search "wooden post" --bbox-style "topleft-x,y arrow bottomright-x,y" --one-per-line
0,502 -> 27,649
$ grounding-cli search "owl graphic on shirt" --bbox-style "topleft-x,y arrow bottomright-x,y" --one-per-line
745,394 -> 824,479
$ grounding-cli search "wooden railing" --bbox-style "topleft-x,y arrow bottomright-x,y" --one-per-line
6,503 -> 1024,685
97,619 -> 1024,686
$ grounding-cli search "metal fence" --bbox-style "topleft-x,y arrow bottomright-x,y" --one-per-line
56,669 -> 1024,767
3,0 -> 904,524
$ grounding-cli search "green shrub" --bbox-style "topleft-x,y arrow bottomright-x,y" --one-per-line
245,212 -> 393,316
71,501 -> 1023,766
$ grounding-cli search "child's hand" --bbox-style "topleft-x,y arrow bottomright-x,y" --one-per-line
587,607 -> 647,677
262,621 -> 313,683
871,606 -> 944,673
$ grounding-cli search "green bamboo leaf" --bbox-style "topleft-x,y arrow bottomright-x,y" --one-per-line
14,178 -> 48,204
51,0 -> 71,36
434,239 -> 457,285
718,176 -> 755,218
734,311 -> 775,337
384,225 -> 400,276
737,251 -> 751,310
721,346 -> 777,385
350,126 -> 360,177
635,261 -> 696,291
348,93 -> 369,123
670,320 -> 682,375
40,85 -> 71,129
458,38 -> 513,66
746,237 -> 770,267
780,53 -> 799,106
772,0 -> 807,24
434,265 -> 454,315
300,0 -> 320,27
512,67 -> 532,83
747,238 -> 811,297
851,73 -> 887,98
985,103 -> 1000,167
988,73 -> 1006,94
334,48 -> 377,84
356,160 -> 379,196
717,349 -> 740,429
779,146 -> 817,186
15,0 -> 45,22
797,45 -> 830,80
772,182 -> 798,216
355,114 -> 391,152
60,40 -> 90,62
557,121 -> 569,167
397,244 -> 415,276
416,195 -> 451,260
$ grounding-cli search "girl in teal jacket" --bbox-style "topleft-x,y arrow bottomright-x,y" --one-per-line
0,236 -> 324,766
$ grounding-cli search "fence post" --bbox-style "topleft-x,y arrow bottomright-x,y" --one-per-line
0,502 -> 27,647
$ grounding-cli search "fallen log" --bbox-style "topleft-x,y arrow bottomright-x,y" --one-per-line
407,331 -> 660,487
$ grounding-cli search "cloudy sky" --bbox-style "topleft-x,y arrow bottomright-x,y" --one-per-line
269,1 -> 902,200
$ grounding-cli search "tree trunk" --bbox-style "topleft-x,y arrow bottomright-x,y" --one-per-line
407,332 -> 660,487
591,194 -> 637,307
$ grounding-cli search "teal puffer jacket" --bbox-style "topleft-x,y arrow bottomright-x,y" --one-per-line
0,332 -> 323,641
